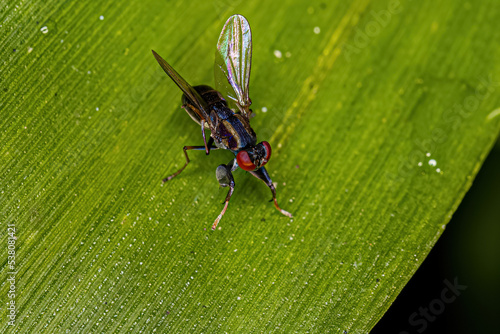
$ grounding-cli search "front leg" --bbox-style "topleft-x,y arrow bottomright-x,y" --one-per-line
212,159 -> 237,230
201,120 -> 210,155
249,167 -> 293,218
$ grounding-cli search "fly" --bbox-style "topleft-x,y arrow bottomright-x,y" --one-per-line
152,14 -> 292,230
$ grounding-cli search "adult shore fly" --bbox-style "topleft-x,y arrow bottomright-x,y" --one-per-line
152,14 -> 292,230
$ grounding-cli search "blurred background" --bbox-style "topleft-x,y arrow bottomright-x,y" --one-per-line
373,137 -> 500,333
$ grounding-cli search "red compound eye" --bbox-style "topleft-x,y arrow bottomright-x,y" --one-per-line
261,141 -> 272,164
237,150 -> 256,171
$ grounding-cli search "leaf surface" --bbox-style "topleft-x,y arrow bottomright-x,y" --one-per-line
1,0 -> 499,333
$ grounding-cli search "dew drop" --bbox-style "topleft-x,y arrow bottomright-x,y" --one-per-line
99,15 -> 104,20
273,50 -> 282,58
40,26 -> 49,34
428,159 -> 437,167
314,26 -> 321,34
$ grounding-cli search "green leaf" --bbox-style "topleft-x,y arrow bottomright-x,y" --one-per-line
1,0 -> 499,332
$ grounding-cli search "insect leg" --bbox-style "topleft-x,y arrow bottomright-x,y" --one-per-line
249,167 -> 293,218
201,120 -> 210,155
163,138 -> 216,183
212,159 -> 237,230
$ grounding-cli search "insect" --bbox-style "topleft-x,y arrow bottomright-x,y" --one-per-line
152,14 -> 292,230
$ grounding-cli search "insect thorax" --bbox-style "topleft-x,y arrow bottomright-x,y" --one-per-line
182,85 -> 257,151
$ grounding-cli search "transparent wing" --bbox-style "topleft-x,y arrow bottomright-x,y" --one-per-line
152,50 -> 211,123
215,14 -> 253,119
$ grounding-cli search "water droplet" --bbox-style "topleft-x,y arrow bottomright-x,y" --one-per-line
314,26 -> 321,34
99,15 -> 104,20
428,159 -> 437,167
40,26 -> 49,34
273,50 -> 282,58
426,152 -> 431,157
261,107 -> 268,113
417,162 -> 422,167
436,168 -> 441,173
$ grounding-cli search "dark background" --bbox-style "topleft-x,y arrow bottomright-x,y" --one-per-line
372,138 -> 500,334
